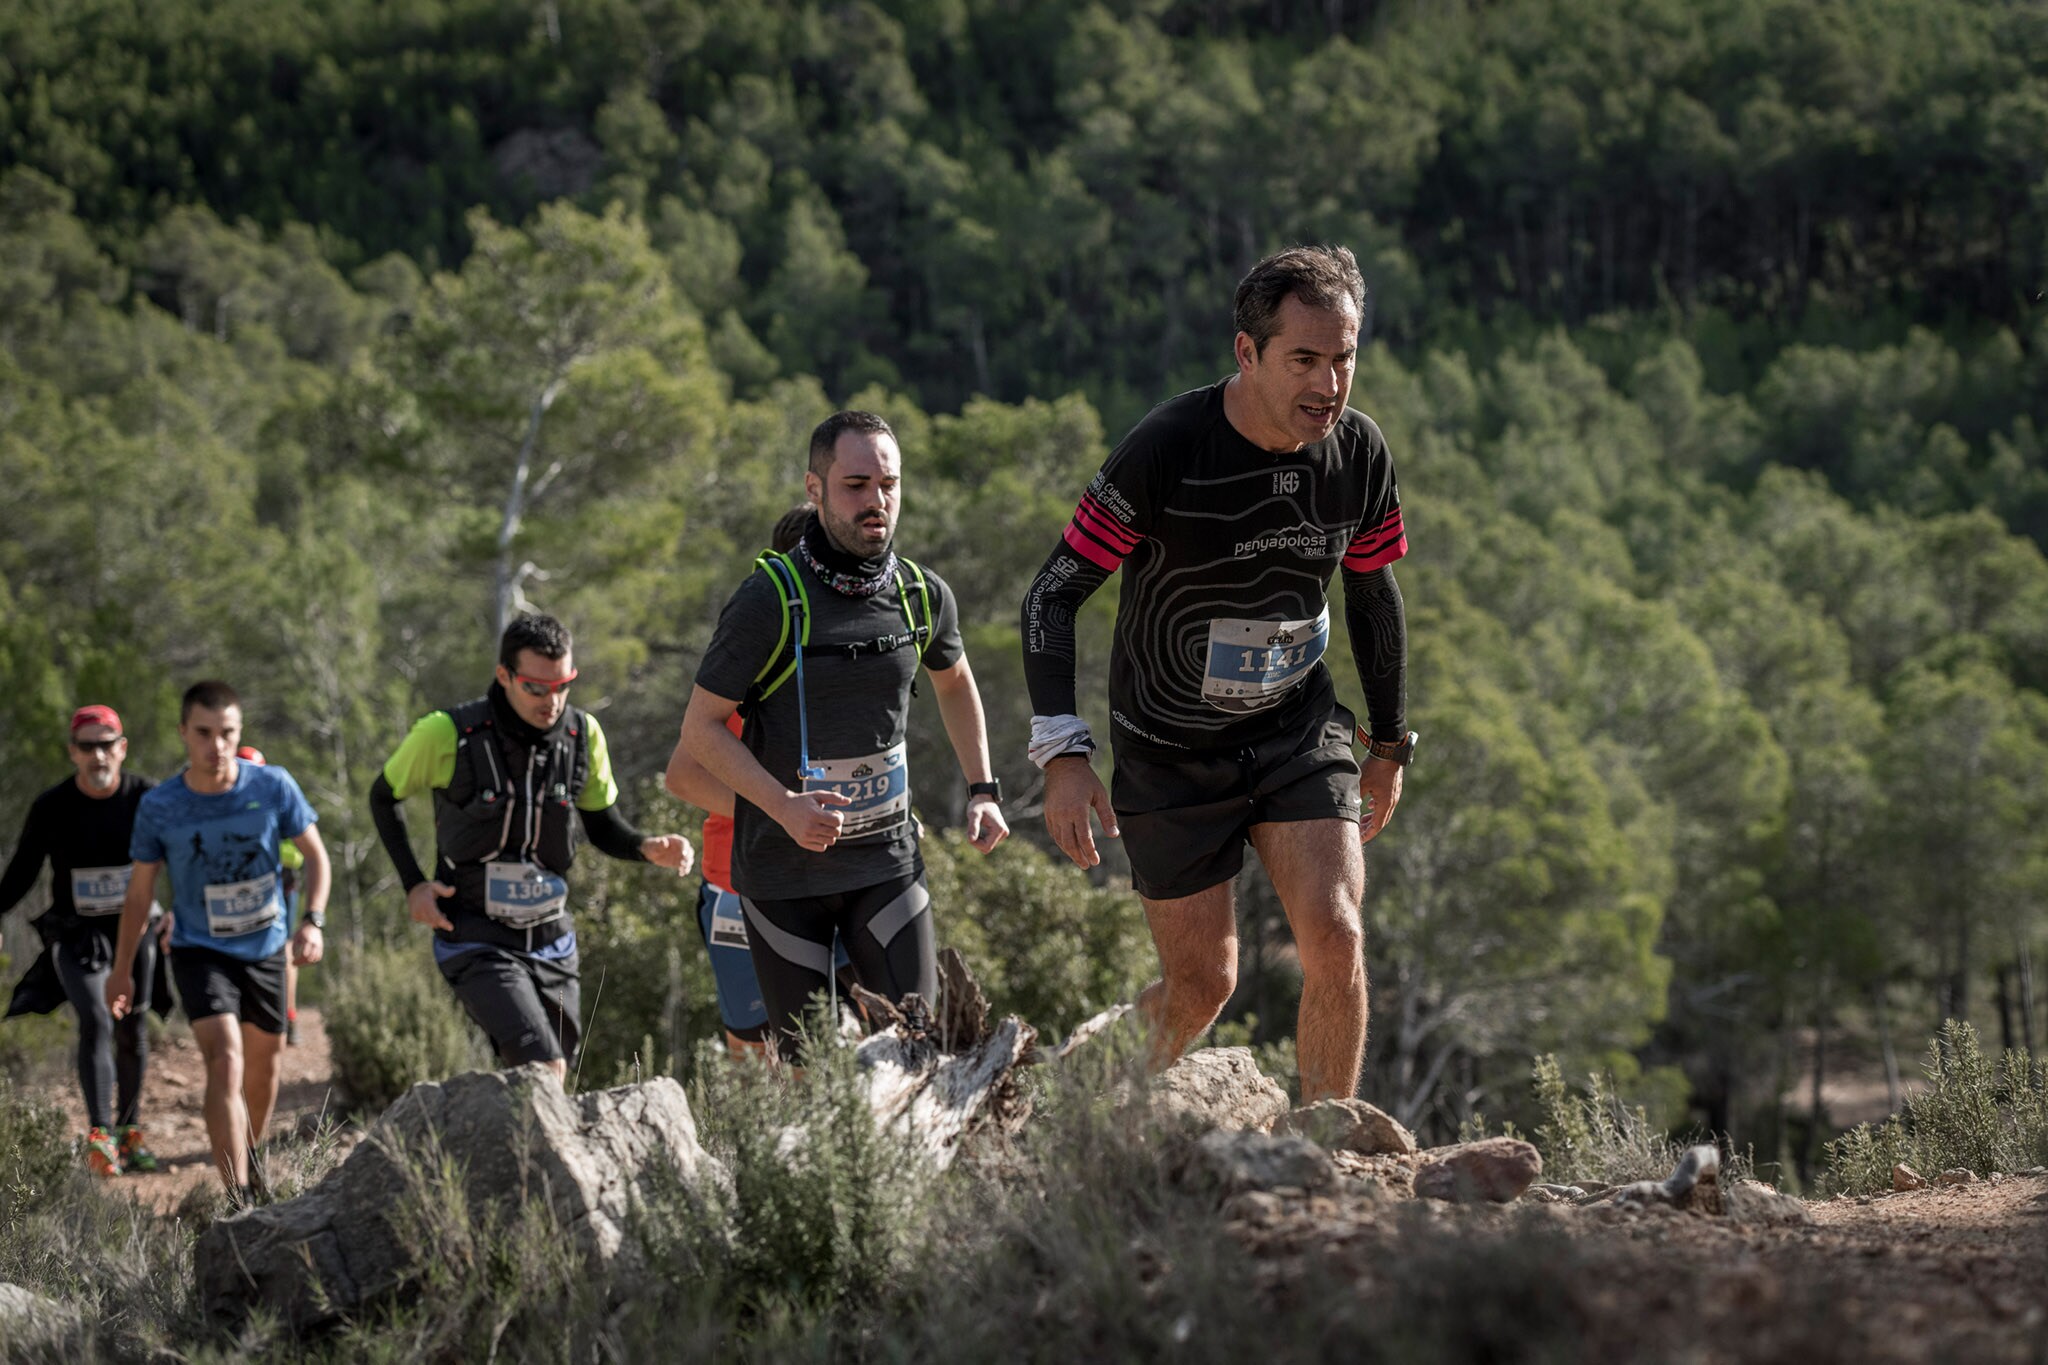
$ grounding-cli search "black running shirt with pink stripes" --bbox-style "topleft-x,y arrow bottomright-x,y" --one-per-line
1022,380 -> 1406,753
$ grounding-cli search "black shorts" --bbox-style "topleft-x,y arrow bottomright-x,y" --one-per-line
437,946 -> 581,1066
172,945 -> 289,1034
741,869 -> 935,1057
1111,700 -> 1361,901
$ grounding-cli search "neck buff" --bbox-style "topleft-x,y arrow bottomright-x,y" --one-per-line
488,678 -> 568,747
799,511 -> 899,599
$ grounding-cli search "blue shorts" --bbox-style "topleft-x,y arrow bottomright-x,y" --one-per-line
697,880 -> 851,1042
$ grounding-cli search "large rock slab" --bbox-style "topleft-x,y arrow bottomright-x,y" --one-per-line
1182,1130 -> 1338,1198
1275,1099 -> 1417,1156
1413,1137 -> 1544,1203
1150,1048 -> 1289,1133
196,1067 -> 724,1333
0,1282 -> 81,1354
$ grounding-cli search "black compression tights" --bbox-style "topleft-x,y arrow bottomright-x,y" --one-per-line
741,871 -> 936,1059
53,937 -> 154,1131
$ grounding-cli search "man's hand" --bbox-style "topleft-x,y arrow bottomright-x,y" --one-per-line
408,879 -> 457,931
291,921 -> 324,966
105,970 -> 134,1021
641,834 -> 694,875
1359,756 -> 1405,844
778,789 -> 853,852
155,914 -> 171,952
1043,756 -> 1118,869
966,794 -> 1010,854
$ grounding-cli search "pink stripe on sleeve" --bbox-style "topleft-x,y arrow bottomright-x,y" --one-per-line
1064,522 -> 1126,571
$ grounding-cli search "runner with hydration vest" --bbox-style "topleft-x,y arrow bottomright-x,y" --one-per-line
679,411 -> 1008,1059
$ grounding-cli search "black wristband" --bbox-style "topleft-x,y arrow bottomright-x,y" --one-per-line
969,779 -> 1003,803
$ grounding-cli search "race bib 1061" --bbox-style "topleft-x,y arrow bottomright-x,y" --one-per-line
204,872 -> 282,938
1201,609 -> 1330,713
485,861 -> 569,929
71,864 -> 132,916
802,743 -> 911,842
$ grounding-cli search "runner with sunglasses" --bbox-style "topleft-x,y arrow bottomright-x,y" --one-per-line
368,613 -> 693,1081
1,705 -> 166,1176
680,411 -> 1008,1061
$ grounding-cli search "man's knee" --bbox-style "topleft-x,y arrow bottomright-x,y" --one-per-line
1166,956 -> 1237,1018
1296,905 -> 1366,980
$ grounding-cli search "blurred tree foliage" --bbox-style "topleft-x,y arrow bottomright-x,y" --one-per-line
1,0 -> 2046,1176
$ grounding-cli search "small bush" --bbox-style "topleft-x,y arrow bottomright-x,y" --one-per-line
1823,1020 -> 2048,1195
324,943 -> 490,1112
1530,1054 -> 1744,1187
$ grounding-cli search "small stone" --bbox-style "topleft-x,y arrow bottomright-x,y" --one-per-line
1855,1195 -> 1872,1205
1724,1178 -> 1814,1227
1222,1190 -> 1286,1224
1183,1130 -> 1338,1199
1149,1048 -> 1290,1134
1892,1163 -> 1925,1192
1935,1167 -> 1976,1187
1413,1137 -> 1543,1204
1274,1099 -> 1418,1156
1534,1183 -> 1587,1201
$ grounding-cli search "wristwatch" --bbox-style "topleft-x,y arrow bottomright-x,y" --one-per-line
1358,729 -> 1419,766
302,910 -> 326,930
968,779 -> 1003,803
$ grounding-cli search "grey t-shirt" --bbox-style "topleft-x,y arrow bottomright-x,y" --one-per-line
695,553 -> 963,900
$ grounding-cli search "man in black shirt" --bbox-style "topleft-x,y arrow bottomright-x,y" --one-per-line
0,705 -> 163,1174
681,410 -> 1008,1058
1019,246 -> 1415,1102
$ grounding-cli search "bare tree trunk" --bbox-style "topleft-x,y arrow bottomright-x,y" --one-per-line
2020,938 -> 2038,1055
1997,965 -> 2016,1055
495,378 -> 563,637
1873,982 -> 1901,1113
1802,993 -> 1829,1184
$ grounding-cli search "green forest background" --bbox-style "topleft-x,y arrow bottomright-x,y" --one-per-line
3,0 -> 2046,1187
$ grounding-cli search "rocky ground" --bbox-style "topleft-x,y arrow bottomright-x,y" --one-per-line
18,1022 -> 2048,1362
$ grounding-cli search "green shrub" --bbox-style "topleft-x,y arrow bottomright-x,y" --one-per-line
324,944 -> 490,1112
922,828 -> 1154,1038
1823,1020 -> 2048,1195
1529,1054 -> 1743,1187
572,852 -> 724,1088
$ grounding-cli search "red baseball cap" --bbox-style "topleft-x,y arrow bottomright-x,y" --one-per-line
70,705 -> 123,737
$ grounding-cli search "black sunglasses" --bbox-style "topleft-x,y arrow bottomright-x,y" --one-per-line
72,739 -> 120,754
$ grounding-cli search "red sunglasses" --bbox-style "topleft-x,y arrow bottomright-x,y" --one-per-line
512,669 -> 578,697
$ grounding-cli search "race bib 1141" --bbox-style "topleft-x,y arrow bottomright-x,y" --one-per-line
1201,609 -> 1329,713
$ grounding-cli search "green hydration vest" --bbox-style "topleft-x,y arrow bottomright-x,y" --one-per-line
741,550 -> 934,714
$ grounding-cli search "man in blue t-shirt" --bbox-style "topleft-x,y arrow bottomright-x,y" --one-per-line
105,679 -> 330,1201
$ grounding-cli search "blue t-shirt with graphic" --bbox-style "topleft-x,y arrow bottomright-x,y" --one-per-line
131,763 -> 317,962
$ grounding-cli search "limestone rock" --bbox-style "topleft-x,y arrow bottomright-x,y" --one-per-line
196,1067 -> 724,1333
1724,1178 -> 1812,1226
1150,1048 -> 1289,1133
1413,1137 -> 1543,1204
1183,1130 -> 1338,1198
1275,1099 -> 1417,1156
1935,1167 -> 1976,1187
1892,1163 -> 1925,1192
0,1282 -> 81,1352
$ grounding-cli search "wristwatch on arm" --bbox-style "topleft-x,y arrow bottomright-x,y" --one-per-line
968,779 -> 1003,803
1357,729 -> 1418,766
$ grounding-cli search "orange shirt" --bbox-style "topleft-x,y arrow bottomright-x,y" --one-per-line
700,711 -> 743,890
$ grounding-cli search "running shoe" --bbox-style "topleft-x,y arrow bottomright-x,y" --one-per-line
116,1125 -> 160,1174
83,1126 -> 121,1178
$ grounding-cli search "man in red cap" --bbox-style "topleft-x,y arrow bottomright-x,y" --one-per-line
1,705 -> 166,1176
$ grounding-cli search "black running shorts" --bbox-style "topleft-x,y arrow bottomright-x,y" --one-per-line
437,945 -> 581,1066
172,945 -> 289,1034
1111,700 -> 1362,901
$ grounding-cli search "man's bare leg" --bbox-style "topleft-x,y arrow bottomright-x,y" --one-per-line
240,1022 -> 286,1144
1136,882 -> 1238,1072
191,1015 -> 250,1190
1250,818 -> 1367,1102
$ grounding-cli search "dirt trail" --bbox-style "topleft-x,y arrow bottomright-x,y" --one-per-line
39,1007 -> 342,1215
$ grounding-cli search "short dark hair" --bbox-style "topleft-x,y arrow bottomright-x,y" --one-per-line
1232,245 -> 1366,355
181,679 -> 241,723
771,504 -> 811,553
499,613 -> 572,671
808,410 -> 895,477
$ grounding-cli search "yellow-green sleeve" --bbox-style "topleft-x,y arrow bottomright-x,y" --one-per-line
281,842 -> 304,870
578,715 -> 620,811
383,711 -> 459,801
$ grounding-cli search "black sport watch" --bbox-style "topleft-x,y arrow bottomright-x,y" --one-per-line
968,779 -> 1003,803
1359,729 -> 1418,767
301,909 -> 326,930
